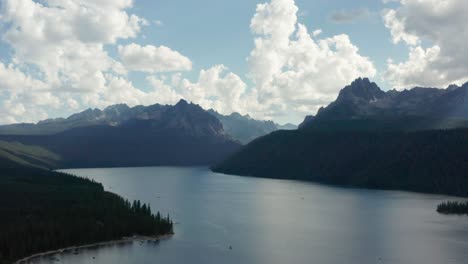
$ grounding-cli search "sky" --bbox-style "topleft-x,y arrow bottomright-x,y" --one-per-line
0,0 -> 467,125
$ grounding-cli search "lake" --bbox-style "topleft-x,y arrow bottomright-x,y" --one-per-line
32,167 -> 468,264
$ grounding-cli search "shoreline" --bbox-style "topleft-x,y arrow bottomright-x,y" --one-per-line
14,233 -> 174,264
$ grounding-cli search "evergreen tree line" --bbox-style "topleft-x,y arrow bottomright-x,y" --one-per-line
213,128 -> 468,197
0,167 -> 173,264
437,201 -> 468,215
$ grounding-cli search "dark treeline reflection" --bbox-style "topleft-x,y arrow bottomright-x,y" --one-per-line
0,167 -> 173,264
437,201 -> 468,215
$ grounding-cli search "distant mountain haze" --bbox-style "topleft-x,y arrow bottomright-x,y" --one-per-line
208,110 -> 296,144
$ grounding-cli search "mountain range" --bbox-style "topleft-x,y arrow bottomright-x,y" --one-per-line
213,78 -> 468,197
0,100 -> 240,168
300,78 -> 468,130
0,99 -> 295,168
208,110 -> 296,144
0,100 -> 295,144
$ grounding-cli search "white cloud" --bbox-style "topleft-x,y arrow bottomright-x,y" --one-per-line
146,65 -> 259,115
146,75 -> 183,105
137,0 -> 376,121
0,0 -> 138,90
0,0 -> 175,123
0,62 -> 47,92
0,0 -> 198,124
118,43 -> 192,73
383,9 -> 419,46
0,88 -> 60,124
383,0 -> 468,88
248,0 -> 376,117
0,0 -> 377,124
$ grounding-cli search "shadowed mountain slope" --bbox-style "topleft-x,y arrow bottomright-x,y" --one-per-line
0,100 -> 241,168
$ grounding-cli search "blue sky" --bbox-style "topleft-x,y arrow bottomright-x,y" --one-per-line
0,0 -> 466,124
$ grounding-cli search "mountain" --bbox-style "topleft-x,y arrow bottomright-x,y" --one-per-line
300,78 -> 468,130
0,101 -> 297,144
0,103 -> 170,135
208,110 -> 297,144
0,141 -> 60,169
213,78 -> 468,197
213,128 -> 468,197
0,100 -> 241,168
298,115 -> 315,129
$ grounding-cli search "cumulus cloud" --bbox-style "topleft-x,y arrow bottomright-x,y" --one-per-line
0,0 -> 195,123
0,0 -> 150,123
0,0 -> 140,89
118,43 -> 192,73
248,0 -> 376,117
0,0 -> 377,124
0,63 -> 48,92
144,0 -> 377,120
383,0 -> 468,88
146,65 -> 259,115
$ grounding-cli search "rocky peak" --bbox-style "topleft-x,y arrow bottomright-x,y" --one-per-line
161,100 -> 225,137
104,104 -> 130,114
67,108 -> 103,121
175,99 -> 189,108
337,77 -> 386,102
229,112 -> 244,119
447,84 -> 460,92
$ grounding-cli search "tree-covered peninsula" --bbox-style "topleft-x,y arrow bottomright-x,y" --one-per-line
437,201 -> 468,215
0,166 -> 173,264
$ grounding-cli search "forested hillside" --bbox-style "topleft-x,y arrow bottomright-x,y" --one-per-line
0,166 -> 172,263
213,128 -> 468,197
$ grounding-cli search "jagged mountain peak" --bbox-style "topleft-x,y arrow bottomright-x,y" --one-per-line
67,108 -> 103,121
175,98 -> 189,107
447,84 -> 460,91
337,77 -> 385,102
171,100 -> 208,117
229,112 -> 245,118
447,81 -> 468,91
104,103 -> 130,112
300,78 -> 468,130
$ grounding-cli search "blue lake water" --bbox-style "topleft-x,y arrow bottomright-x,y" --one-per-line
31,166 -> 468,264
